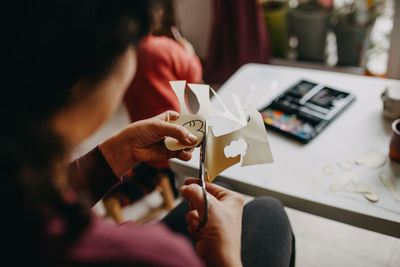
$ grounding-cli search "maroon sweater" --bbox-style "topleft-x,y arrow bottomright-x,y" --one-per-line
66,147 -> 203,266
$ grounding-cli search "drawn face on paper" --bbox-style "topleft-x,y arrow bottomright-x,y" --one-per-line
183,120 -> 204,135
165,113 -> 205,150
165,118 -> 204,150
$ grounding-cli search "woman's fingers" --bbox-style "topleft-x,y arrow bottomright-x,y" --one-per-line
155,110 -> 180,122
175,149 -> 193,161
184,178 -> 232,200
186,209 -> 200,239
154,111 -> 198,146
180,183 -> 208,218
154,120 -> 198,146
184,178 -> 200,185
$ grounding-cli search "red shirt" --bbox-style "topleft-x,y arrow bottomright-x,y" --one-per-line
124,35 -> 203,122
123,35 -> 202,169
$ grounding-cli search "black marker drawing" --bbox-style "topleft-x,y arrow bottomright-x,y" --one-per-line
183,120 -> 205,136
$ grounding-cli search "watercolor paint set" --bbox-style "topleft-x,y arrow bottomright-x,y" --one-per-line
260,80 -> 356,143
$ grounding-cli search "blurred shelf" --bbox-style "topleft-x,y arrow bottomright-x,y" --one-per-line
270,57 -> 364,75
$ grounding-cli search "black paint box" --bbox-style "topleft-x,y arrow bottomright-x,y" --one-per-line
259,80 -> 356,144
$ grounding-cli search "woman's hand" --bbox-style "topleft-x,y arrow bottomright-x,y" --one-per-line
100,111 -> 197,177
180,178 -> 244,267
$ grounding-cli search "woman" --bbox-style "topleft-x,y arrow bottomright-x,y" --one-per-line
3,1 -> 294,266
102,0 -> 204,222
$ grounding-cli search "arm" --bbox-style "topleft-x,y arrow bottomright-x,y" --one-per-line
99,110 -> 197,178
68,146 -> 121,206
181,178 -> 244,267
175,38 -> 203,83
171,26 -> 203,83
68,111 -> 197,206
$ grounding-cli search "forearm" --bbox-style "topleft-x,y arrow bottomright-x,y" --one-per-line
100,112 -> 197,178
99,129 -> 137,178
204,253 -> 242,267
203,237 -> 243,267
68,146 -> 121,206
217,250 -> 243,267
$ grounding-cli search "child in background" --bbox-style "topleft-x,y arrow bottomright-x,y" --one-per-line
103,0 -> 203,223
124,0 -> 202,127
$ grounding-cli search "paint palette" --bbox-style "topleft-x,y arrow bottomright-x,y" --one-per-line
260,80 -> 356,143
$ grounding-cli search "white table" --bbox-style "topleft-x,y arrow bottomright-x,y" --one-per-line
170,63 -> 400,238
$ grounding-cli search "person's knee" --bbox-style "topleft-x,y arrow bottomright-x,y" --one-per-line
245,196 -> 284,215
243,196 -> 292,234
241,197 -> 295,267
255,196 -> 283,208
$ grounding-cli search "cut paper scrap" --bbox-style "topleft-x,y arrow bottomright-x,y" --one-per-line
355,149 -> 386,169
322,165 -> 333,175
379,172 -> 400,202
338,160 -> 354,171
330,172 -> 355,192
165,81 -> 246,151
164,80 -> 273,182
330,171 -> 379,202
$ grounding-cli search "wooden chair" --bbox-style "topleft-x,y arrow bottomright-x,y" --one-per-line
103,166 -> 176,224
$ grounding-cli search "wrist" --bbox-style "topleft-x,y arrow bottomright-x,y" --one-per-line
207,243 -> 242,267
100,131 -> 136,178
220,250 -> 242,267
208,255 -> 242,267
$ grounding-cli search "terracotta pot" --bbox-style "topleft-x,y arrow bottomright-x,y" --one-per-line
390,119 -> 400,163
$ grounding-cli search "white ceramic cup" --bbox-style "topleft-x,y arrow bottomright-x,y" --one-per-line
381,85 -> 400,119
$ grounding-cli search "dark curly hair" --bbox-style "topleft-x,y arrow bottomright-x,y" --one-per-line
2,1 -> 151,265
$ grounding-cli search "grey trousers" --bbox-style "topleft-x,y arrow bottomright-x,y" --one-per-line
162,196 -> 295,267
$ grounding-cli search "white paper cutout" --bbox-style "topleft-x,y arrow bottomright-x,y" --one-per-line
330,171 -> 379,202
355,149 -> 386,169
164,81 -> 204,150
164,81 -> 273,182
165,81 -> 246,151
330,171 -> 354,192
205,109 -> 273,181
322,165 -> 333,175
231,93 -> 247,122
338,160 -> 354,171
379,172 -> 400,202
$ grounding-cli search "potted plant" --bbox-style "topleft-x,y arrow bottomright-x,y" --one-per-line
288,0 -> 333,62
260,0 -> 290,58
332,0 -> 385,66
